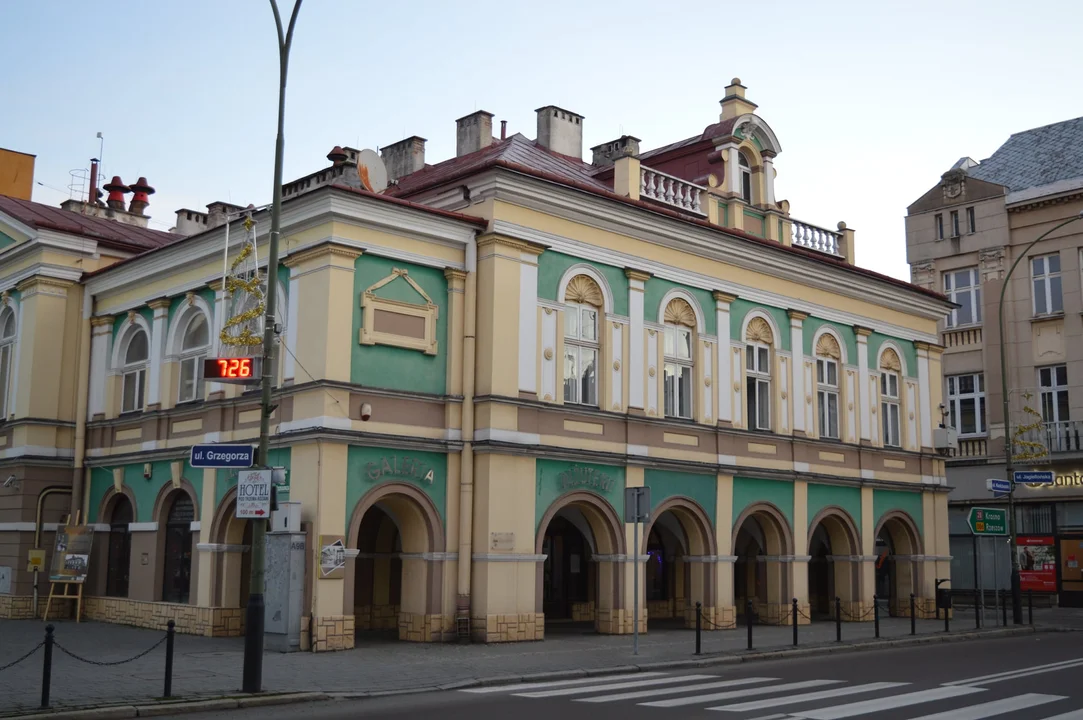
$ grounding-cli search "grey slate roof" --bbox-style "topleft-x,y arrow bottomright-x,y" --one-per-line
969,116 -> 1083,193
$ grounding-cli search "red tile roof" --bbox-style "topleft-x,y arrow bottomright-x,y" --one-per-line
0,194 -> 180,253
637,118 -> 738,162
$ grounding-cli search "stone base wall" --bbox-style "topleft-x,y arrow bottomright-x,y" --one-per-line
571,600 -> 595,622
398,612 -> 452,642
0,595 -> 75,620
84,597 -> 245,636
840,600 -> 875,622
701,604 -> 736,630
471,613 -> 544,643
309,614 -> 355,652
647,599 -> 673,619
355,603 -> 399,631
595,607 -> 647,634
755,601 -> 811,626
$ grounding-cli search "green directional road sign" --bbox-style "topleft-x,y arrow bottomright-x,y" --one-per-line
968,506 -> 1008,536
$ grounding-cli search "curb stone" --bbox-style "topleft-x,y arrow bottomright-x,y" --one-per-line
3,626 -> 1056,718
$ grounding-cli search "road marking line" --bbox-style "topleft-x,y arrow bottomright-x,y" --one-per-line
745,715 -> 792,720
460,671 -> 669,693
904,693 -> 1066,719
787,686 -> 985,719
640,680 -> 842,708
1038,710 -> 1083,720
945,658 -> 1083,686
711,682 -> 910,713
515,674 -> 716,698
961,661 -> 1083,687
576,676 -> 773,702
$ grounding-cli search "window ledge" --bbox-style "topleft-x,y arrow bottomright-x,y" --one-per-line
1031,313 -> 1065,324
944,323 -> 983,331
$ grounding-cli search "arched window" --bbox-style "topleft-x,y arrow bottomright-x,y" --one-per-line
178,313 -> 210,403
121,328 -> 149,413
663,298 -> 696,419
745,316 -> 774,431
815,333 -> 842,440
161,493 -> 194,604
563,275 -> 602,406
739,153 -> 753,204
0,307 -> 15,419
106,496 -> 133,597
880,348 -> 902,447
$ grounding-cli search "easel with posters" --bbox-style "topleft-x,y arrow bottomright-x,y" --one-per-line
43,512 -> 94,623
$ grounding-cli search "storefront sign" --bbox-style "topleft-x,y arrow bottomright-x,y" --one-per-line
556,465 -> 615,494
1017,536 -> 1056,592
1019,471 -> 1083,488
49,525 -> 94,583
364,455 -> 435,485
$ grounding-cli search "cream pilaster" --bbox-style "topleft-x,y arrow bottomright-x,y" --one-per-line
195,467 -> 217,606
855,326 -> 872,443
626,269 -> 650,411
283,273 -> 300,383
14,277 -> 73,419
762,152 -> 777,206
915,342 -> 934,450
88,315 -> 114,419
146,298 -> 170,409
713,292 -> 735,424
207,280 -> 227,396
517,246 -> 542,395
788,310 -> 807,434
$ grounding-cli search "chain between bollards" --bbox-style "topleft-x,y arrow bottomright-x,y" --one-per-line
791,598 -> 798,646
41,624 -> 54,709
873,594 -> 880,639
910,593 -> 916,635
695,602 -> 702,655
164,620 -> 176,698
834,596 -> 841,642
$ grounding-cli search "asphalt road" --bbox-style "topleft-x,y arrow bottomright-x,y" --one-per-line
172,633 -> 1083,719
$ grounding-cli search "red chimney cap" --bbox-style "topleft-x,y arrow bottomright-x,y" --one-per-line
130,177 -> 156,195
327,146 -> 348,163
103,176 -> 130,193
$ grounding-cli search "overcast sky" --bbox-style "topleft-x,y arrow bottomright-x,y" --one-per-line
4,1 -> 1081,280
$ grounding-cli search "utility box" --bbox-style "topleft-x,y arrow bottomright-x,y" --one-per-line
264,529 -> 305,652
271,501 -> 302,533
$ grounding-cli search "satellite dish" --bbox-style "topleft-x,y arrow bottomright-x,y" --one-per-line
357,149 -> 388,193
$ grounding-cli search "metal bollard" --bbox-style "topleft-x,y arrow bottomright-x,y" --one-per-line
835,596 -> 841,642
164,620 -> 176,698
792,598 -> 799,646
695,602 -> 702,655
1001,590 -> 1007,628
873,595 -> 880,639
1028,589 -> 1034,626
41,624 -> 54,709
975,591 -> 982,630
910,594 -> 916,635
746,600 -> 753,650
945,600 -> 950,633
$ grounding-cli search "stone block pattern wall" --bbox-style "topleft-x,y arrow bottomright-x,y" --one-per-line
472,613 -> 544,643
595,607 -> 647,634
0,595 -> 74,619
310,615 -> 355,652
701,604 -> 736,630
571,600 -> 595,622
840,600 -> 875,622
397,612 -> 448,642
755,601 -> 810,626
82,597 -> 245,636
354,603 -> 399,631
647,599 -> 673,619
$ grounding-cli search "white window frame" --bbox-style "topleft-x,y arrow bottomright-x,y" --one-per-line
177,313 -> 210,404
966,206 -> 976,234
746,342 -> 771,431
738,153 -> 753,204
121,329 -> 148,414
935,213 -> 944,241
1039,365 -> 1069,424
663,324 -> 694,419
563,301 -> 599,406
0,309 -> 15,419
950,210 -> 960,238
881,371 -> 901,447
816,357 -> 840,440
946,372 -> 986,437
943,267 -> 982,328
1032,253 -> 1063,316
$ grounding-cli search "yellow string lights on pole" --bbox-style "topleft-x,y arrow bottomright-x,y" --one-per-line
1011,391 -> 1049,463
220,215 -> 266,351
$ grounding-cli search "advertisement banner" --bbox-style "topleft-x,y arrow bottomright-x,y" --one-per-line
49,525 -> 95,584
1017,535 -> 1056,592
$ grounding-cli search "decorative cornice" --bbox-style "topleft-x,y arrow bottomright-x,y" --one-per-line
475,234 -> 546,255
624,268 -> 652,282
90,315 -> 115,328
713,290 -> 738,304
16,276 -> 75,298
853,325 -> 873,337
443,268 -> 468,283
787,309 -> 808,321
282,240 -> 363,268
148,297 -> 171,311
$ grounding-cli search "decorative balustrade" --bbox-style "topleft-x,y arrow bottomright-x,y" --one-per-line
791,220 -> 842,257
948,437 -> 988,459
639,167 -> 705,215
1022,421 -> 1083,454
943,326 -> 983,348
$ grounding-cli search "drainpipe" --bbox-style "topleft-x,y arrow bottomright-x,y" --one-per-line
71,286 -> 93,520
33,487 -> 72,616
456,236 -> 477,636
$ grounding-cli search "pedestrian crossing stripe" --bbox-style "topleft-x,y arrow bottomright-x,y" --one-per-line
459,672 -> 1079,719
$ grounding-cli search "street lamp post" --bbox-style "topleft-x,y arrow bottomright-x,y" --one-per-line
242,0 -> 303,694
999,210 -> 1083,625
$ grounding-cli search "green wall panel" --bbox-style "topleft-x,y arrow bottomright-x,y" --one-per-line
345,446 -> 447,524
873,489 -> 924,536
351,255 -> 447,395
732,476 -> 794,527
167,287 -> 217,325
729,299 -> 791,350
644,277 -> 717,335
535,459 -> 625,531
867,332 -> 918,378
806,483 -> 862,532
90,459 -> 203,523
111,307 -> 155,343
802,317 -> 859,365
644,469 -> 716,526
537,250 -> 629,316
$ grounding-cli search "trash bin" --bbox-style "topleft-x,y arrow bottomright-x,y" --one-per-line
936,588 -> 952,610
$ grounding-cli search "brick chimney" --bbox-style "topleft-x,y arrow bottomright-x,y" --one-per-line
128,177 -> 155,216
536,106 -> 584,159
720,77 -> 758,121
456,110 -> 494,157
590,135 -> 640,167
380,136 -> 426,181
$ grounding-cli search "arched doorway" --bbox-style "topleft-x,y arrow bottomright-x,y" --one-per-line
536,492 -> 625,635
875,512 -> 923,616
161,493 -> 195,603
345,484 -> 445,642
106,496 -> 133,598
732,504 -> 793,625
807,509 -> 862,620
210,495 -> 252,608
641,499 -> 717,629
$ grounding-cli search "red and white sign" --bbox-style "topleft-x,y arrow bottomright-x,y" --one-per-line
1017,536 -> 1057,592
236,469 -> 272,519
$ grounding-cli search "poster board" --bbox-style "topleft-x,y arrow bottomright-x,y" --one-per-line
319,535 -> 346,579
49,524 -> 94,583
1018,536 -> 1057,592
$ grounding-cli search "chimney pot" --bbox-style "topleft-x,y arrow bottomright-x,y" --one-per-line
535,105 -> 584,159
103,176 -> 130,210
128,177 -> 155,216
327,145 -> 348,165
455,110 -> 494,157
500,120 -> 507,140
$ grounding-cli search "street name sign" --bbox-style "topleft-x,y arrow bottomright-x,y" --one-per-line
190,444 -> 254,468
986,478 -> 1012,494
1014,470 -> 1054,486
236,469 -> 272,519
968,507 -> 1008,536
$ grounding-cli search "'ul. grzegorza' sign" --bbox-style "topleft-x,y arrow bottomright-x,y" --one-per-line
557,465 -> 614,494
364,455 -> 435,485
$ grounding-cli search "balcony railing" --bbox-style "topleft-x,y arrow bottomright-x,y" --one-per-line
949,437 -> 988,459
640,167 -> 706,215
791,220 -> 842,257
1027,420 -> 1083,454
943,326 -> 983,348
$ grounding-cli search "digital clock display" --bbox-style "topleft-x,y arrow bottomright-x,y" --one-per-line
203,357 -> 263,384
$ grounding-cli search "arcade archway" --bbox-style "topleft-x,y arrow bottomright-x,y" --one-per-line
641,498 -> 716,629
807,508 -> 862,620
875,511 -> 923,616
733,504 -> 793,625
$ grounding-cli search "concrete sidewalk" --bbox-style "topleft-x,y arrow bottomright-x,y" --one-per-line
0,608 -> 1061,714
